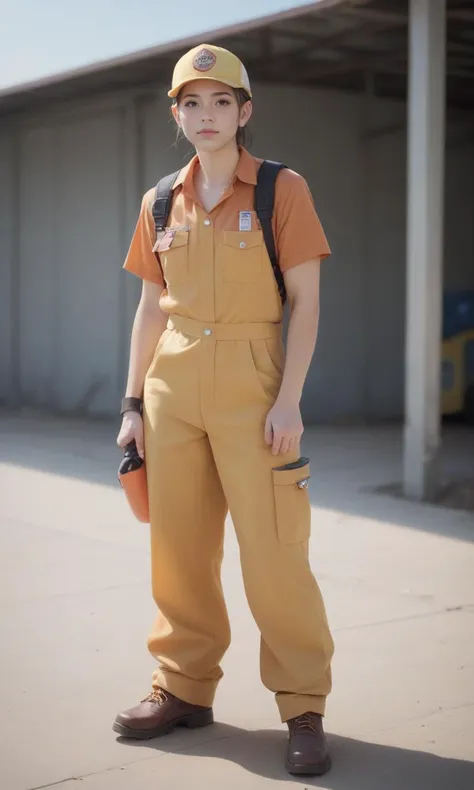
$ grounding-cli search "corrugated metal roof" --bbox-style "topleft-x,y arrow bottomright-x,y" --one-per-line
3,0 -> 474,116
0,0 -> 344,101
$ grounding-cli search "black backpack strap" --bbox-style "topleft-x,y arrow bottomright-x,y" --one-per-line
255,160 -> 288,304
151,170 -> 181,232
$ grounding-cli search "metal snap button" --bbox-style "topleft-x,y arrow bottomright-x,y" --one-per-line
203,328 -> 212,336
296,479 -> 309,489
204,219 -> 211,226
239,241 -> 246,248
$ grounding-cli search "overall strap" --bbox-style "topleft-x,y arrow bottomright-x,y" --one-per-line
255,160 -> 288,304
151,170 -> 181,232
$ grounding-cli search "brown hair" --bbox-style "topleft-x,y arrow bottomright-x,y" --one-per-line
174,87 -> 252,149
234,88 -> 252,149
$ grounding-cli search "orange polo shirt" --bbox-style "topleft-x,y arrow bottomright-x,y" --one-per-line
123,147 -> 330,290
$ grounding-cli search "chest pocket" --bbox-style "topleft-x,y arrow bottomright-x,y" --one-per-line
222,231 -> 264,284
154,229 -> 189,284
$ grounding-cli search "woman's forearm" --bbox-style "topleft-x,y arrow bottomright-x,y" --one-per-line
277,301 -> 320,406
125,302 -> 168,399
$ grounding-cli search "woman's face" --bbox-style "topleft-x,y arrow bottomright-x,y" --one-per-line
172,79 -> 252,152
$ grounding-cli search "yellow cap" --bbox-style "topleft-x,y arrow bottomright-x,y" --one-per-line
168,44 -> 252,99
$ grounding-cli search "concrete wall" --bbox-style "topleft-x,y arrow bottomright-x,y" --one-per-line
0,83 -> 473,421
0,129 -> 16,405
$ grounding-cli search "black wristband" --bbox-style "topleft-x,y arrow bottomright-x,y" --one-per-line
120,397 -> 143,416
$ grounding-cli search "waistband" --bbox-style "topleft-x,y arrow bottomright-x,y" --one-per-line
167,315 -> 282,340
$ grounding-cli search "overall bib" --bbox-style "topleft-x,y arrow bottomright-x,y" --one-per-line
133,150 -> 334,722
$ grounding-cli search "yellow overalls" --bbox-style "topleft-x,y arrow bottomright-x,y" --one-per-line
126,148 -> 334,722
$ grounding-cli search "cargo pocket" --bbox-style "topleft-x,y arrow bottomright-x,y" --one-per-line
272,458 -> 311,544
154,229 -> 189,285
222,231 -> 263,283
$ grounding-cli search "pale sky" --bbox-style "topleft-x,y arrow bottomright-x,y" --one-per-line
1,0 -> 315,90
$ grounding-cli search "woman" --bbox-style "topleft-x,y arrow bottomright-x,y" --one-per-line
113,43 -> 334,777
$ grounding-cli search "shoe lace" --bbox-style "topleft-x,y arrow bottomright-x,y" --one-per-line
141,689 -> 168,706
290,712 -> 321,734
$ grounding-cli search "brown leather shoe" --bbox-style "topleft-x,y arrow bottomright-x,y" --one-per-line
286,712 -> 331,776
113,688 -> 214,739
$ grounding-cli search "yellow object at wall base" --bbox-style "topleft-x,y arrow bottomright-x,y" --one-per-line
441,329 -> 474,415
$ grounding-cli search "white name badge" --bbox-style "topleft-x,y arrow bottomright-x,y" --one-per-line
239,211 -> 252,232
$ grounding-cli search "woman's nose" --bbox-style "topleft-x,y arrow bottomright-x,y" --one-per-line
201,105 -> 214,122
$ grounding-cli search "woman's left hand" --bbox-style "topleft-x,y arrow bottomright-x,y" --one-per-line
264,399 -> 304,456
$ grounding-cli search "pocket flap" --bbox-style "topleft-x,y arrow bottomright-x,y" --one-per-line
168,230 -> 189,248
272,459 -> 310,487
154,229 -> 189,253
222,231 -> 263,250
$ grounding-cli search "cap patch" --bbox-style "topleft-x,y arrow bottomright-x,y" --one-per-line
193,48 -> 217,72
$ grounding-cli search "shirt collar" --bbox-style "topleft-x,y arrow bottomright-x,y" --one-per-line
234,146 -> 258,185
172,156 -> 197,190
172,146 -> 258,192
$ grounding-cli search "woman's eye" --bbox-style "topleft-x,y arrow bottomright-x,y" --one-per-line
217,99 -> 231,106
184,100 -> 198,108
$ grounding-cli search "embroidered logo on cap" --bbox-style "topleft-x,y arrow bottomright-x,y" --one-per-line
193,48 -> 217,72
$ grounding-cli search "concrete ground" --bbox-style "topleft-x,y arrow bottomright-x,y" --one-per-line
0,411 -> 473,790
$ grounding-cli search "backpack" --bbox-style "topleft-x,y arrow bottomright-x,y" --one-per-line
151,160 -> 288,304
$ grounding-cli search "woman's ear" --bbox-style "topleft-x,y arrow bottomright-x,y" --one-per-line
239,100 -> 253,128
171,103 -> 181,127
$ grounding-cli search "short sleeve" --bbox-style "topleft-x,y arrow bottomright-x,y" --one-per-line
274,169 -> 331,272
123,188 -> 165,285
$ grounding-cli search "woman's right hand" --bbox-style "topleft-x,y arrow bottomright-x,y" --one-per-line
117,412 -> 145,458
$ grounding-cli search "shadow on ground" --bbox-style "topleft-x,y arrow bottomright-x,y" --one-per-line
1,411 -> 473,542
115,724 -> 474,789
